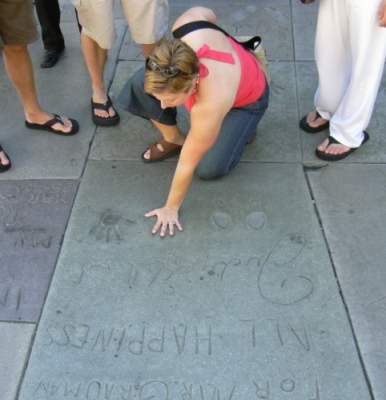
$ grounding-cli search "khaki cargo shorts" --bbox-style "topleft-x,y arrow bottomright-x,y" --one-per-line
0,0 -> 38,47
72,0 -> 169,50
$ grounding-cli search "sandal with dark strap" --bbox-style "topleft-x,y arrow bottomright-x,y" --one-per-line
25,114 -> 79,135
0,144 -> 11,173
91,96 -> 120,127
141,139 -> 183,163
315,131 -> 369,161
299,111 -> 329,134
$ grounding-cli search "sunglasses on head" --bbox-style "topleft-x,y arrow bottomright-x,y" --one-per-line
145,58 -> 181,78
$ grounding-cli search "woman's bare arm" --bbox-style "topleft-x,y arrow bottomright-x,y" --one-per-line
165,102 -> 226,210
145,100 -> 230,237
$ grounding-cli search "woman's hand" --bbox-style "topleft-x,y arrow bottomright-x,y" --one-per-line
145,206 -> 183,237
379,0 -> 386,27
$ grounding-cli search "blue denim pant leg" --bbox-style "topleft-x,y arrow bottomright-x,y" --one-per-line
196,87 -> 269,180
116,66 -> 177,126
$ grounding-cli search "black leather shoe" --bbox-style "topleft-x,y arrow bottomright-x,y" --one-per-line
40,48 -> 64,69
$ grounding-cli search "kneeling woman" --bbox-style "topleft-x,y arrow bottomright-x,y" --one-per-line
119,7 -> 269,237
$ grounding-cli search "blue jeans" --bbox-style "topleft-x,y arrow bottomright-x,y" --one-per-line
117,67 -> 269,179
197,87 -> 269,180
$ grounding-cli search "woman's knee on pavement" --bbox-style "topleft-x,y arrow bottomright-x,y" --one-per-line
196,161 -> 229,180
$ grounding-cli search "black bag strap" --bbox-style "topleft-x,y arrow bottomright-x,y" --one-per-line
172,20 -> 261,51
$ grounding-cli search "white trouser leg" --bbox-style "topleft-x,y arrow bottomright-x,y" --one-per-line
314,0 -> 351,121
315,0 -> 386,147
329,0 -> 386,147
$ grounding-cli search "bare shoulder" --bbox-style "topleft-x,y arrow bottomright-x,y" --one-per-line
172,7 -> 217,31
193,81 -> 234,119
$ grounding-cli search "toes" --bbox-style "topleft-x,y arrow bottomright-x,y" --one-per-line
143,150 -> 151,160
306,111 -> 317,125
52,116 -> 73,133
0,151 -> 10,166
318,141 -> 350,155
317,138 -> 329,151
108,107 -> 116,118
95,110 -> 110,119
307,111 -> 328,128
156,143 -> 165,153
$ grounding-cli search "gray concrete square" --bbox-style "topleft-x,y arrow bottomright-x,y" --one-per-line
0,322 -> 34,400
119,0 -> 293,62
0,181 -> 77,322
0,21 -> 124,179
291,0 -> 318,60
19,161 -> 370,399
169,0 -> 293,61
90,62 -> 168,161
244,61 -> 301,162
0,23 -> 91,180
296,62 -> 386,164
119,29 -> 145,61
91,60 -> 300,163
307,164 -> 386,398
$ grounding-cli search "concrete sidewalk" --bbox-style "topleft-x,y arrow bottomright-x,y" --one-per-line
1,1 -> 386,399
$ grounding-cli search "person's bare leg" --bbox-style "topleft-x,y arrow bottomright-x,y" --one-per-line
3,45 -> 73,133
142,43 -> 156,57
142,120 -> 185,160
81,33 -> 115,118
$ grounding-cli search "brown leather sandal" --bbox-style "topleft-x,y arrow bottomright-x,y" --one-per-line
141,139 -> 182,163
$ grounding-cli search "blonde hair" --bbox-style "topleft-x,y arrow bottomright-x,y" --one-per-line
145,38 -> 199,94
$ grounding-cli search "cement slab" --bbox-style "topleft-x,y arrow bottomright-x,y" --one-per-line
307,164 -> 386,399
169,0 -> 293,61
118,29 -> 145,61
0,181 -> 77,322
243,61 -> 301,162
90,62 -> 174,162
0,322 -> 34,400
0,20 -> 124,179
19,161 -> 370,399
0,23 -> 91,179
91,60 -> 300,163
296,62 -> 386,164
292,0 -> 318,60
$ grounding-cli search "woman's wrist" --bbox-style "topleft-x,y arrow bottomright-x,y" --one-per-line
164,202 -> 180,211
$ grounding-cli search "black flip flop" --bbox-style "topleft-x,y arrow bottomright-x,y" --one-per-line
0,144 -> 11,173
91,96 -> 120,127
299,111 -> 329,134
315,131 -> 369,161
25,114 -> 79,135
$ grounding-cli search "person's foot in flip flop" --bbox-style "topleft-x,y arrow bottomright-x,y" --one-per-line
299,110 -> 329,133
315,132 -> 369,161
25,111 -> 78,135
0,145 -> 11,172
91,91 -> 120,127
317,137 -> 351,156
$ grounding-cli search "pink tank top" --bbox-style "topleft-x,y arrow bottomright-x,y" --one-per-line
185,37 -> 266,112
